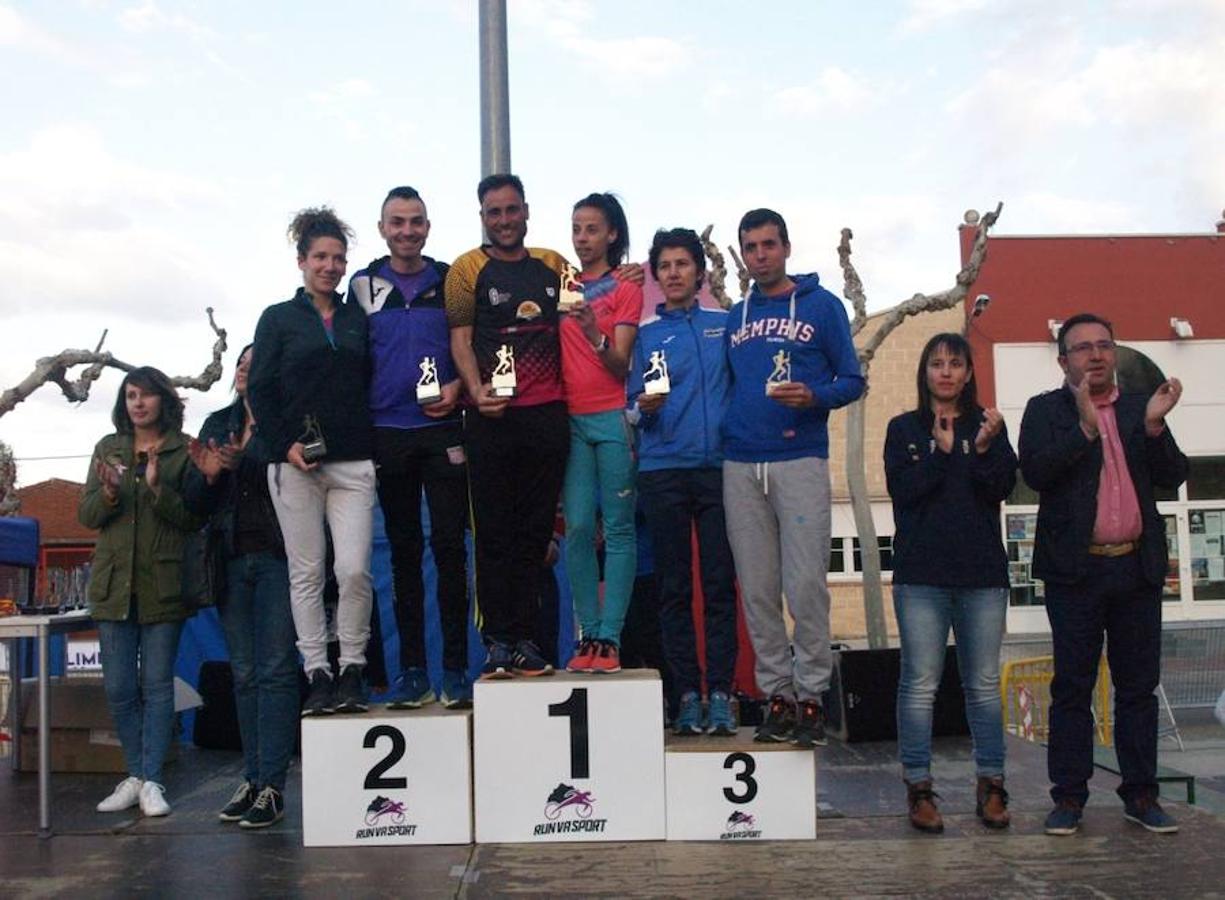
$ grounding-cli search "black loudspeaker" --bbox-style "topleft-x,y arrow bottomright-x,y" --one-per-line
193,660 -> 243,751
824,646 -> 969,743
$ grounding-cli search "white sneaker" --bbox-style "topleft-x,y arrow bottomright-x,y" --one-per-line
139,781 -> 172,817
97,776 -> 144,813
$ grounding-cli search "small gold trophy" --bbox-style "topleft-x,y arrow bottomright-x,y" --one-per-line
643,349 -> 671,396
765,348 -> 792,395
416,356 -> 442,404
558,263 -> 585,313
491,343 -> 517,398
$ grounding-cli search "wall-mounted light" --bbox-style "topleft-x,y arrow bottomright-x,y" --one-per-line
971,294 -> 990,318
1047,319 -> 1062,341
1170,317 -> 1194,339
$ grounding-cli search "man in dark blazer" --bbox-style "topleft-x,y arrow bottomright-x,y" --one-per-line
1019,312 -> 1187,836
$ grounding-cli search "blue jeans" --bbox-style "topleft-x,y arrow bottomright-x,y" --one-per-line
97,617 -> 184,785
563,410 -> 637,645
894,584 -> 1007,783
221,552 -> 299,792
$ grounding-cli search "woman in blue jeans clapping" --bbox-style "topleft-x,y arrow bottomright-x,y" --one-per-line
80,367 -> 203,818
884,332 -> 1018,833
185,344 -> 296,829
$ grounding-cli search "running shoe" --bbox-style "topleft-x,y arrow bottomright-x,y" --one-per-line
481,642 -> 515,680
791,699 -> 827,747
673,691 -> 705,735
707,691 -> 737,736
589,640 -> 621,674
439,669 -> 473,708
754,693 -> 796,743
512,640 -> 554,676
387,667 -> 434,710
566,637 -> 598,673
301,669 -> 336,717
334,664 -> 368,713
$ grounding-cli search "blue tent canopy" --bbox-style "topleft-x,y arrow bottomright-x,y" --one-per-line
0,517 -> 40,568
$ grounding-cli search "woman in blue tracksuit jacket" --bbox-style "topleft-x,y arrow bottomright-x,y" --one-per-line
628,228 -> 737,737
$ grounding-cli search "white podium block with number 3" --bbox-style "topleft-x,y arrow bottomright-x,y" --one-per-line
474,671 -> 666,843
665,736 -> 817,841
301,708 -> 473,847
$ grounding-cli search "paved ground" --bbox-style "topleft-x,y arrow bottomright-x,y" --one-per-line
2,709 -> 1223,898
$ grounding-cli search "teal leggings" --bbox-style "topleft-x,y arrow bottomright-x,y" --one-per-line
562,409 -> 637,645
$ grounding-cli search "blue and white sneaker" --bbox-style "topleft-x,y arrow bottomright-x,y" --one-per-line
480,643 -> 515,680
673,692 -> 705,735
439,669 -> 473,709
707,691 -> 737,736
387,668 -> 434,710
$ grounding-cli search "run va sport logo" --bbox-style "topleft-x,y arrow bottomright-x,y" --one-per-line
354,795 -> 418,840
720,809 -> 762,840
533,783 -> 609,836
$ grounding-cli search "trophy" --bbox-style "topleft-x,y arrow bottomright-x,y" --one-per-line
558,263 -> 585,313
491,343 -> 517,398
642,349 -> 671,395
765,348 -> 792,395
416,355 -> 442,404
300,414 -> 328,462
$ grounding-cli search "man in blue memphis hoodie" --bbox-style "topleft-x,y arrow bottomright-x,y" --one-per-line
346,186 -> 472,711
723,208 -> 864,749
627,228 -> 738,736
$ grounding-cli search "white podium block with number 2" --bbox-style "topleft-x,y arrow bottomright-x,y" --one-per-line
665,737 -> 817,841
474,671 -> 666,843
301,708 -> 472,847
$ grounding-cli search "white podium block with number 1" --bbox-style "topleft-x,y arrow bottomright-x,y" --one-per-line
301,707 -> 472,847
665,734 -> 817,841
474,670 -> 666,843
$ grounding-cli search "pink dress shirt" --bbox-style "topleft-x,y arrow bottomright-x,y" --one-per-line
1091,387 -> 1143,544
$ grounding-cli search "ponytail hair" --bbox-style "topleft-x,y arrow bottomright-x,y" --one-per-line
288,206 -> 353,258
573,192 -> 630,268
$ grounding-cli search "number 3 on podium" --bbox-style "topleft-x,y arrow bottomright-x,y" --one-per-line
723,752 -> 758,803
548,688 -> 590,779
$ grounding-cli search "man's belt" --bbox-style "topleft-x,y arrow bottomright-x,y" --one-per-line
1088,541 -> 1138,557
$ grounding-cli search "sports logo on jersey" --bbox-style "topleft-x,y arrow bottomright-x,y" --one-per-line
517,301 -> 542,320
488,287 -> 513,306
352,276 -> 395,314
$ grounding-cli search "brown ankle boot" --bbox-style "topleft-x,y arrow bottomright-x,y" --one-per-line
976,776 -> 1011,829
905,780 -> 944,833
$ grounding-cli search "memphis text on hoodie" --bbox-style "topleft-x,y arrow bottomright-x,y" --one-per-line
724,273 -> 864,462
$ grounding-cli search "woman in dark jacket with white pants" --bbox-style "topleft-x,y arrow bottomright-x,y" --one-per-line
80,367 -> 201,817
248,207 -> 376,718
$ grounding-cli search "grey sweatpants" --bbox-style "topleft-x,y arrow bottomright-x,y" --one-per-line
723,456 -> 832,702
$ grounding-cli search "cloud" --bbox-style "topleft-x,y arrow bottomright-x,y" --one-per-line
517,0 -> 691,82
900,0 -> 990,32
0,3 -> 77,61
118,0 -> 217,40
770,67 -> 874,117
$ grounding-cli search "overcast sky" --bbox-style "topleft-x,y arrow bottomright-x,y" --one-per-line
3,0 -> 1223,487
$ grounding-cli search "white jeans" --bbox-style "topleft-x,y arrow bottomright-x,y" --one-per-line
268,460 -> 376,675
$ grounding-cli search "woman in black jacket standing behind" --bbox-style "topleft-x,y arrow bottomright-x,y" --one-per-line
248,207 -> 376,718
884,332 -> 1017,834
186,344 -> 295,829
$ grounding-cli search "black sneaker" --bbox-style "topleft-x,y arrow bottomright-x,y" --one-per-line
792,699 -> 828,748
754,694 -> 796,742
512,640 -> 555,677
239,786 -> 284,829
481,642 -> 515,680
218,780 -> 257,822
334,665 -> 368,713
301,669 -> 336,717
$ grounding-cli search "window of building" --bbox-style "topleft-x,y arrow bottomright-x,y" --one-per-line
1188,457 -> 1225,501
829,538 -> 845,574
1005,511 -> 1041,607
851,536 -> 893,573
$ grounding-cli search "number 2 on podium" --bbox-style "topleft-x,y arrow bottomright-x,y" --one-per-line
548,688 -> 590,779
364,724 -> 408,790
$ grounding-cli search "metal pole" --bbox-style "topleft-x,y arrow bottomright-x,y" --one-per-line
478,0 -> 511,177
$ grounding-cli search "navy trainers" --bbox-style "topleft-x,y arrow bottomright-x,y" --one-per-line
1043,799 -> 1084,835
387,668 -> 434,710
707,691 -> 737,736
673,692 -> 705,736
1124,796 -> 1179,834
511,640 -> 554,677
334,664 -> 368,713
439,669 -> 473,709
481,643 -> 515,680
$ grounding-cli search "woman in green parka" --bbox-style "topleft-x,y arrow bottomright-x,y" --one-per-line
79,366 -> 202,818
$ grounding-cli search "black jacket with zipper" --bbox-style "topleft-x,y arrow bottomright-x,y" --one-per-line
248,287 -> 373,463
1019,386 -> 1187,587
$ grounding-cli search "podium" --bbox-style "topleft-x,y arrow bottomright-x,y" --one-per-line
664,733 -> 817,841
301,707 -> 472,847
473,670 -> 666,843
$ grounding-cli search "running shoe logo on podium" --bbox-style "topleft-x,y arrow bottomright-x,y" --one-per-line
355,796 -> 417,840
533,783 -> 608,836
720,809 -> 762,840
